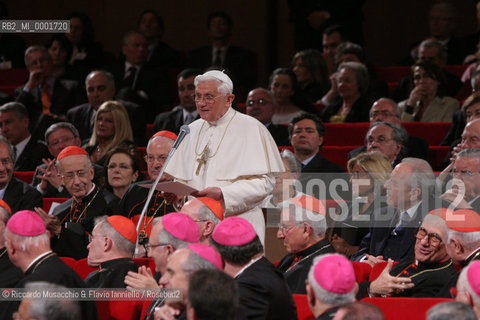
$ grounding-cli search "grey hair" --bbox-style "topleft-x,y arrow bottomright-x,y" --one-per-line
194,74 -> 233,95
458,266 -> 480,307
367,121 -> 407,159
0,136 -> 15,163
447,228 -> 480,252
196,203 -> 221,226
94,216 -> 135,257
337,61 -> 369,95
85,70 -> 115,88
281,149 -> 302,176
307,254 -> 355,305
181,249 -> 218,277
55,153 -> 92,174
5,228 -> 50,252
24,45 -> 50,67
427,301 -> 476,320
419,39 -> 448,61
372,98 -> 402,118
157,217 -> 192,249
281,201 -> 327,237
45,122 -> 80,143
400,157 -> 436,197
25,281 -> 81,320
457,148 -> 480,171
0,102 -> 29,120
147,135 -> 174,153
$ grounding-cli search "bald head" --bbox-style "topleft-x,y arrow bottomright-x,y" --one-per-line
461,118 -> 480,150
146,136 -> 174,181
246,88 -> 276,124
369,98 -> 400,124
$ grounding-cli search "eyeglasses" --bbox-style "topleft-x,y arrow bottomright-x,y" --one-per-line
246,98 -> 271,107
366,136 -> 394,145
49,136 -> 75,148
0,157 -> 12,166
415,227 -> 442,247
107,163 -> 133,170
88,234 -> 107,243
278,222 -> 304,234
145,242 -> 168,250
193,93 -> 224,104
144,154 -> 168,163
61,169 -> 90,181
451,168 -> 480,178
370,110 -> 395,119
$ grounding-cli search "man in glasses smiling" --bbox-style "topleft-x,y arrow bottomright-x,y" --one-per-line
246,88 -> 290,146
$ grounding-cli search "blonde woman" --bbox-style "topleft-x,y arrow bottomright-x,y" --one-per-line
330,151 -> 392,257
85,100 -> 134,165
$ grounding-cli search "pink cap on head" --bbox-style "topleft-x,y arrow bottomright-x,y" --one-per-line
187,243 -> 223,270
7,210 -> 46,236
313,255 -> 355,294
153,130 -> 177,141
107,215 -> 137,244
211,217 -> 256,246
467,261 -> 480,296
57,146 -> 88,161
162,212 -> 200,243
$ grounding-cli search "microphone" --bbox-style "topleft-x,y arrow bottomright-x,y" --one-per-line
173,125 -> 190,150
134,125 -> 190,255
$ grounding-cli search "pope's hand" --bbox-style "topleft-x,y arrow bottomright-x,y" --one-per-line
192,187 -> 224,201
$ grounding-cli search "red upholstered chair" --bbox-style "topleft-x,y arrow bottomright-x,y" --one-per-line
73,258 -> 98,280
429,146 -> 450,171
97,300 -> 143,320
361,297 -> 454,320
137,146 -> 147,170
133,257 -> 156,272
0,68 -> 29,96
401,122 -> 452,146
43,198 -> 69,212
444,65 -> 468,79
323,123 -> 370,146
13,171 -> 35,184
292,294 -> 315,320
59,256 -> 77,269
369,261 -> 398,281
321,146 -> 360,169
352,262 -> 372,283
313,102 -> 326,114
374,66 -> 411,83
146,124 -> 154,140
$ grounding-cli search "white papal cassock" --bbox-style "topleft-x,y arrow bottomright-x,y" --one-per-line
165,107 -> 285,242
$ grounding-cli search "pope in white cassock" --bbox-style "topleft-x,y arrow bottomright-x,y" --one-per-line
165,70 -> 285,242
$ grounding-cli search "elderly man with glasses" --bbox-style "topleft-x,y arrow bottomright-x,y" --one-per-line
357,210 -> 456,299
37,146 -> 117,260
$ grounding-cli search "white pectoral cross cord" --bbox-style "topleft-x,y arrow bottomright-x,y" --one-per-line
196,144 -> 210,176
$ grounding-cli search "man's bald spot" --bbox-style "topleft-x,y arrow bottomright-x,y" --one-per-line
147,136 -> 174,152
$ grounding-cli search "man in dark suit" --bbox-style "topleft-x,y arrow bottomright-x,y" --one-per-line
39,146 -> 114,260
15,45 -> 85,136
0,210 -> 97,320
246,88 -> 290,146
31,122 -> 103,198
112,31 -> 172,119
211,217 -> 297,320
188,11 -> 257,100
348,98 -> 429,163
0,102 -> 51,171
153,69 -> 201,135
0,136 -> 43,212
276,195 -> 334,294
0,200 -> 23,288
357,213 -> 455,299
66,70 -> 146,145
306,254 -> 356,320
351,158 -> 437,265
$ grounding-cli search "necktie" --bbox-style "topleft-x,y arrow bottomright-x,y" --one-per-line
214,49 -> 222,66
41,83 -> 51,114
124,66 -> 137,88
184,113 -> 194,125
394,212 -> 410,235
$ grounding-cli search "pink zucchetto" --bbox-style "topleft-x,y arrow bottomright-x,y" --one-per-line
7,210 -> 46,236
468,261 -> 480,296
187,243 -> 224,270
211,217 -> 256,246
313,255 -> 355,294
162,212 -> 200,243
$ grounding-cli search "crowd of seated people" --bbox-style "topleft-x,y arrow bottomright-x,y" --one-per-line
5,2 -> 480,319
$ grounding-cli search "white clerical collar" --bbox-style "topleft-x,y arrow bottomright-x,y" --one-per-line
15,135 -> 31,160
208,107 -> 233,126
234,255 -> 262,279
74,184 -> 96,203
26,251 -> 53,272
302,154 -> 316,166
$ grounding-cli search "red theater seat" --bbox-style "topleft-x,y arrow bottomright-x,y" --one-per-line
74,258 -> 98,280
59,256 -> 77,269
146,124 -> 154,140
97,300 -> 143,320
14,171 -> 35,184
323,123 -> 370,146
444,65 -> 468,79
43,198 -> 69,212
137,147 -> 147,170
362,297 -> 453,320
374,66 -> 411,83
352,262 -> 372,283
429,146 -> 450,171
292,294 -> 315,320
321,146 -> 360,169
402,122 -> 451,146
0,68 -> 29,96
369,261 -> 399,281
133,258 -> 156,272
